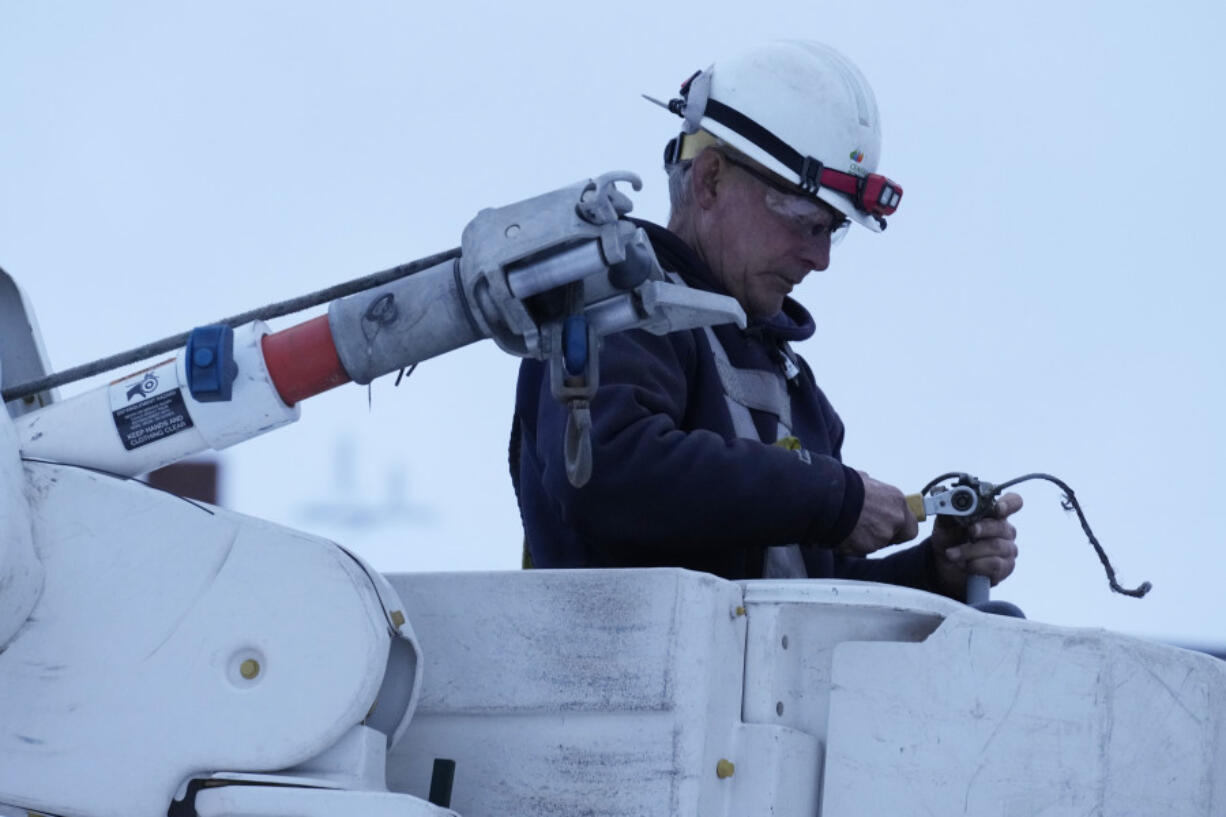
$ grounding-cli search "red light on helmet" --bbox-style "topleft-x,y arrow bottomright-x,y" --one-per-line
811,162 -> 903,222
857,173 -> 902,216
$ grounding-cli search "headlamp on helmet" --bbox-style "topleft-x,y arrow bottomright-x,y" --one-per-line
648,41 -> 902,231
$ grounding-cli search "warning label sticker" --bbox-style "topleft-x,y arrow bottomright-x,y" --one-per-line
109,360 -> 195,451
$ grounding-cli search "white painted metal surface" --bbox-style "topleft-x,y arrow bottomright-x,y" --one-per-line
735,579 -> 1226,815
15,320 -> 299,477
280,724 -> 392,791
385,569 -> 752,817
0,460 -> 417,817
2,464 -> 1223,816
0,269 -> 59,416
821,613 -> 1226,815
740,578 -> 959,739
0,407 -> 41,648
194,783 -> 458,817
384,570 -> 1226,817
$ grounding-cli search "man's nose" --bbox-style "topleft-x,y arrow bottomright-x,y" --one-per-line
802,234 -> 831,271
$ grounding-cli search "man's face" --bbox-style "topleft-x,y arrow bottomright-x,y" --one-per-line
697,153 -> 845,318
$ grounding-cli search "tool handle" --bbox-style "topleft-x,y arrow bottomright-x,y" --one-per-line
965,573 -> 991,606
908,490 -> 996,608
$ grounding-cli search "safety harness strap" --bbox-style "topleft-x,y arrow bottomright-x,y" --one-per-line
700,325 -> 793,432
697,320 -> 807,580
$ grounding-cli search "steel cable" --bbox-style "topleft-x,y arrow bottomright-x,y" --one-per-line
2,247 -> 461,403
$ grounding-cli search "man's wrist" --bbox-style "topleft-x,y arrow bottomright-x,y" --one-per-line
822,465 -> 864,545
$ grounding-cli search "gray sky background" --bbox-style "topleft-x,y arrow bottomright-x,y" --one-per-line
2,1 -> 1223,645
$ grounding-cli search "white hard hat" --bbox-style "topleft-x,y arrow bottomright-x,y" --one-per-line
654,41 -> 902,232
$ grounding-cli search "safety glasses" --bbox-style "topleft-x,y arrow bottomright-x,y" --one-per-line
721,152 -> 851,244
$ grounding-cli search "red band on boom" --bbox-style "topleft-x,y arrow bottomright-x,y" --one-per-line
261,315 -> 351,406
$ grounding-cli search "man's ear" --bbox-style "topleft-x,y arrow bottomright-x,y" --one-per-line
690,149 -> 725,209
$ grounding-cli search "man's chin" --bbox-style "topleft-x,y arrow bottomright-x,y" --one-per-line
746,297 -> 787,319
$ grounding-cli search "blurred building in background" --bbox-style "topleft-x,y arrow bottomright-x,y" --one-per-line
144,459 -> 220,505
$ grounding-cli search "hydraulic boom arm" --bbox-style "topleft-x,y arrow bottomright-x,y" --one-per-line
13,171 -> 744,488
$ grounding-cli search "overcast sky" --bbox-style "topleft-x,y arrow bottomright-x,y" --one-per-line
2,1 -> 1223,646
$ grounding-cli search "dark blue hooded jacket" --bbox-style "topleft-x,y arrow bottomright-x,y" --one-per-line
511,220 -> 937,586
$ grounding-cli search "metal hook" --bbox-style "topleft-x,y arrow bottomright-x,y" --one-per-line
564,400 -> 593,488
576,171 -> 642,226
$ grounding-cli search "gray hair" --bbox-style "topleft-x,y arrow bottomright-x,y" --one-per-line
665,157 -> 695,217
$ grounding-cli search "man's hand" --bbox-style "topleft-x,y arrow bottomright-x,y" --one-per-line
837,472 -> 920,556
930,492 -> 1023,597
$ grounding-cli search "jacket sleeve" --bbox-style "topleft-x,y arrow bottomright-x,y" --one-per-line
530,327 -> 862,553
837,542 -> 943,593
795,540 -> 947,595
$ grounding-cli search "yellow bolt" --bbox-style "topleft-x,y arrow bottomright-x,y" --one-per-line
716,759 -> 735,779
239,659 -> 260,680
735,606 -> 746,617
390,610 -> 406,629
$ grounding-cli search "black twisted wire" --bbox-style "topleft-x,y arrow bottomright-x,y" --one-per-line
923,471 -> 1151,598
991,473 -> 1151,598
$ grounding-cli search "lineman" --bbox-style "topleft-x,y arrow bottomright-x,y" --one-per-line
510,41 -> 1021,595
